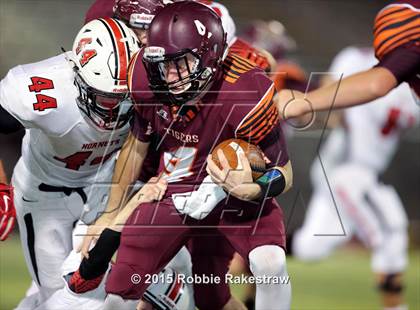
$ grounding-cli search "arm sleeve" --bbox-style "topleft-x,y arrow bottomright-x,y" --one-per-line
257,122 -> 289,168
226,68 -> 289,166
0,105 -> 23,134
373,2 -> 420,60
376,44 -> 420,85
230,75 -> 279,145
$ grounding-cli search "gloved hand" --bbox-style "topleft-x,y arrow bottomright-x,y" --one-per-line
0,183 -> 16,241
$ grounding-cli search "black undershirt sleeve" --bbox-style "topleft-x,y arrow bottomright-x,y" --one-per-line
0,105 -> 23,134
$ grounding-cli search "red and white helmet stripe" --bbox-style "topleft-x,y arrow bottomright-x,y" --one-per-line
98,18 -> 131,87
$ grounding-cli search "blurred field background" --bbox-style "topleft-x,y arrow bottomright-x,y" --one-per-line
0,0 -> 419,309
1,237 -> 419,309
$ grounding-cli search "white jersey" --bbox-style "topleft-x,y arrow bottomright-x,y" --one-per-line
329,47 -> 420,173
0,53 -> 130,188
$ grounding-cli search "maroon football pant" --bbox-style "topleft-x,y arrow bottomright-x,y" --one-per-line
105,197 -> 286,306
188,231 -> 235,310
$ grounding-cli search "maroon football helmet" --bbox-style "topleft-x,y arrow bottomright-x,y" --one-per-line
242,20 -> 297,61
113,0 -> 169,29
142,1 -> 227,106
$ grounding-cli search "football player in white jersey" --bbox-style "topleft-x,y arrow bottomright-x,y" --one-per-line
0,18 -> 141,309
292,47 -> 419,310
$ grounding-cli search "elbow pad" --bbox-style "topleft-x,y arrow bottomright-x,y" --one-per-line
255,168 -> 286,200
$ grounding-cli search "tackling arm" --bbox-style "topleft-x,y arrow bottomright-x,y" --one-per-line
79,131 -> 150,257
97,131 -> 150,223
71,177 -> 167,287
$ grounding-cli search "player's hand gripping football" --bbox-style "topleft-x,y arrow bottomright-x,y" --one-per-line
206,150 -> 261,201
79,177 -> 168,258
0,183 -> 16,241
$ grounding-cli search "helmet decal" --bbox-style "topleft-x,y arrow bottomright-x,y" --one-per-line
76,38 -> 93,55
79,49 -> 97,67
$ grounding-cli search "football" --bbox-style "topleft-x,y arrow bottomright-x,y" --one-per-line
211,139 -> 266,180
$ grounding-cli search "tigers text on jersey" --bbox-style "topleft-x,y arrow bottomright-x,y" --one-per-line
329,47 -> 420,173
0,53 -> 130,187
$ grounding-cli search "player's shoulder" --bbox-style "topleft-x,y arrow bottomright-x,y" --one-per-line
218,53 -> 275,111
373,1 -> 420,59
216,53 -> 278,144
5,53 -> 70,83
1,53 -> 82,135
220,53 -> 273,95
5,53 -> 74,90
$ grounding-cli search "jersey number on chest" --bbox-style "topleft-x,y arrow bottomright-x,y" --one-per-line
54,149 -> 118,171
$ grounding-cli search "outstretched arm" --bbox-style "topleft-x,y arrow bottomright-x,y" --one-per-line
108,177 -> 167,232
69,177 -> 168,293
79,132 -> 150,257
277,67 -> 397,119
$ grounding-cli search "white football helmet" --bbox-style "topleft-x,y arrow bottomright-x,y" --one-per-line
143,268 -> 195,310
71,18 -> 140,130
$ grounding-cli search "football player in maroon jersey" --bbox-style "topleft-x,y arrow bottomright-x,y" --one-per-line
73,2 -> 293,309
83,1 -> 246,309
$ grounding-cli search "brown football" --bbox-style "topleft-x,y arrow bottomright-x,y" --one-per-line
211,139 -> 266,180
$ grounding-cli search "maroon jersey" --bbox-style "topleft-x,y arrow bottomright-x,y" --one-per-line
373,1 -> 420,97
129,50 -> 289,197
85,0 -> 115,24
